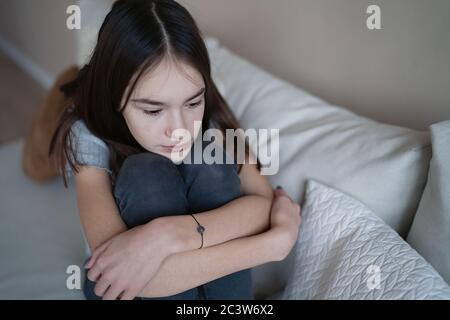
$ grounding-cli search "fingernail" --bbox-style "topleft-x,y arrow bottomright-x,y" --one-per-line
276,185 -> 283,190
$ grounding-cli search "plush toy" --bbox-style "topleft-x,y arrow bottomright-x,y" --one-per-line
21,65 -> 79,182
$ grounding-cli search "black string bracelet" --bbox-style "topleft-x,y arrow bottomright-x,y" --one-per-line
190,214 -> 205,249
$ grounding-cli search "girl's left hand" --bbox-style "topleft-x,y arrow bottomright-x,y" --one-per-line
85,221 -> 175,300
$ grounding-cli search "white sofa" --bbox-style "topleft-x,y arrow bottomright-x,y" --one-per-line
0,36 -> 448,299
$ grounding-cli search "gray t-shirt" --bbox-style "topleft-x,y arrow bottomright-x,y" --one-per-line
65,120 -> 113,179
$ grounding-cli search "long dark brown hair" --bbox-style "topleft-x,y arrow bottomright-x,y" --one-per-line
49,0 -> 260,188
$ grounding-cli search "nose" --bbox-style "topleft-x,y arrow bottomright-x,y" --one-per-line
165,112 -> 187,140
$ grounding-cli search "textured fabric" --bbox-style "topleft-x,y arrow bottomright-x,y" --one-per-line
281,180 -> 450,300
65,120 -> 112,179
407,120 -> 450,285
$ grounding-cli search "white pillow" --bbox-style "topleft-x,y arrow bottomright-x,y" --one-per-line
204,35 -> 430,237
407,120 -> 450,285
204,36 -> 431,299
281,180 -> 450,300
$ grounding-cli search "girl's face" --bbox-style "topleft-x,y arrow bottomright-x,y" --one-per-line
122,58 -> 205,161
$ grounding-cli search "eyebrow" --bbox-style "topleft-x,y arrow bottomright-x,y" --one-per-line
131,87 -> 206,107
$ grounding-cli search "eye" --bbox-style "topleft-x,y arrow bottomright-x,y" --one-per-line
143,109 -> 162,116
187,100 -> 203,109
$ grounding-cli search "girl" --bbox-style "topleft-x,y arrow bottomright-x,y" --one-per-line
49,0 -> 301,300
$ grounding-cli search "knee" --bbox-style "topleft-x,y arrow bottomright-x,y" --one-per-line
183,162 -> 242,213
185,160 -> 241,191
114,152 -> 182,194
117,152 -> 176,183
181,141 -> 240,186
201,162 -> 240,187
113,152 -> 189,228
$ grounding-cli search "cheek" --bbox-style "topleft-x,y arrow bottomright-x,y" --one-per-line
136,122 -> 161,142
188,106 -> 205,137
125,111 -> 161,148
191,104 -> 205,123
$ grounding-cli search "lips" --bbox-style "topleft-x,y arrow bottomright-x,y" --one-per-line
160,143 -> 188,152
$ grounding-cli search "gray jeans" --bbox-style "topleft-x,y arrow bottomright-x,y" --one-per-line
83,143 -> 254,300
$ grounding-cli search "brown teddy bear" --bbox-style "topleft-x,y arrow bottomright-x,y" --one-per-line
21,65 -> 79,182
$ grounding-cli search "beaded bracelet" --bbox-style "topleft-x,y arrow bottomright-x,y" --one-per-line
190,214 -> 205,249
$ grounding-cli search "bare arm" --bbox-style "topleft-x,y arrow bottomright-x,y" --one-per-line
74,166 -> 127,252
160,158 -> 275,251
77,159 -> 273,253
76,161 -> 278,299
139,229 -> 284,297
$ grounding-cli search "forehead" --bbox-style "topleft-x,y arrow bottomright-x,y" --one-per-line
133,58 -> 204,98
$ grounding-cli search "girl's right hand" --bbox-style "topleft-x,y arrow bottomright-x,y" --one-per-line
85,222 -> 174,300
268,187 -> 302,261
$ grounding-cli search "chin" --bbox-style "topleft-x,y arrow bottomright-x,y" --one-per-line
154,149 -> 189,164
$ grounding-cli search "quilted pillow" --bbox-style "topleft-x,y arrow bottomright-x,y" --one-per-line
281,180 -> 450,299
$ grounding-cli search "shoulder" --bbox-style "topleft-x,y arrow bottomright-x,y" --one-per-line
66,119 -> 112,177
70,119 -> 108,150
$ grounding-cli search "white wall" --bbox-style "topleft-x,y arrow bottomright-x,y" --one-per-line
180,0 -> 450,130
1,0 -> 449,130
0,0 -> 77,88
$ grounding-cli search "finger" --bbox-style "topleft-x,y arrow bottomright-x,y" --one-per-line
120,288 -> 139,301
87,258 -> 107,282
86,240 -> 111,269
85,240 -> 110,269
274,186 -> 287,197
275,188 -> 294,204
94,275 -> 112,297
102,284 -> 124,301
295,203 -> 301,215
120,279 -> 148,301
87,267 -> 102,282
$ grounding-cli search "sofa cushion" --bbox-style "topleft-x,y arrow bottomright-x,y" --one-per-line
281,179 -> 450,299
407,120 -> 450,285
